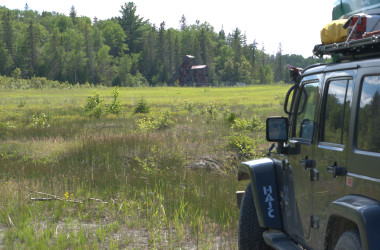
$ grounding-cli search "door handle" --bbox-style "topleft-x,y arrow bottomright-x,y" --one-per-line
327,164 -> 347,178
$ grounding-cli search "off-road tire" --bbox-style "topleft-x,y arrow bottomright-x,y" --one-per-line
334,229 -> 362,250
238,183 -> 266,250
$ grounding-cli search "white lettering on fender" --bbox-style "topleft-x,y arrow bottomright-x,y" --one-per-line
263,186 -> 275,218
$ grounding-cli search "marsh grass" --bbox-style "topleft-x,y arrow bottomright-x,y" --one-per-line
0,84 -> 288,248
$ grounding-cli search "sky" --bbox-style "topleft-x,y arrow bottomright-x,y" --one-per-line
0,0 -> 333,58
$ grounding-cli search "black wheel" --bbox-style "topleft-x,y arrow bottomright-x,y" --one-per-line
238,183 -> 266,250
334,229 -> 362,250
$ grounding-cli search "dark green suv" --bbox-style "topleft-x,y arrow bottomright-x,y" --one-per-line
237,58 -> 380,249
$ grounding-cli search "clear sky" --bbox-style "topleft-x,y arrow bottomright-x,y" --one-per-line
0,0 -> 333,58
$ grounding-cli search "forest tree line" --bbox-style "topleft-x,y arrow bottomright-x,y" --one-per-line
0,2 -> 327,86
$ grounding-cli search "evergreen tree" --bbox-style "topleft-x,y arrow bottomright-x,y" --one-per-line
69,6 -> 77,25
179,14 -> 187,31
174,35 -> 181,69
118,2 -> 147,54
157,21 -> 169,82
228,28 -> 243,65
1,10 -> 15,66
141,26 -> 157,82
275,43 -> 284,82
82,19 -> 97,83
199,26 -> 210,66
0,39 -> 11,75
167,28 -> 174,73
26,19 -> 39,77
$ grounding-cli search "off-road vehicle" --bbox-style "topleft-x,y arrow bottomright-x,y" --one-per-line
236,4 -> 380,250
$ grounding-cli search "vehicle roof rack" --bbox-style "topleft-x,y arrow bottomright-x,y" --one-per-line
313,34 -> 380,61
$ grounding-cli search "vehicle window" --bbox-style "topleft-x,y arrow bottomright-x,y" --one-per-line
295,82 -> 319,141
322,80 -> 353,145
357,76 -> 380,153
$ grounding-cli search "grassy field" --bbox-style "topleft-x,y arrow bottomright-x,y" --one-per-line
0,84 -> 289,249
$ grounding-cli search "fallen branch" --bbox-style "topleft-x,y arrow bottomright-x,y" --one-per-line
86,198 -> 108,204
8,215 -> 16,229
13,178 -> 108,204
30,198 -> 54,201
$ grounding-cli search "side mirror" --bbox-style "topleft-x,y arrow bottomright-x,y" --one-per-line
266,117 -> 289,142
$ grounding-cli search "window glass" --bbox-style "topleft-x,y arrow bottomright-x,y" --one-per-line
295,82 -> 319,141
322,80 -> 352,144
357,76 -> 380,153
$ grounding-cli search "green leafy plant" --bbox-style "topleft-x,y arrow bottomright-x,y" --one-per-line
136,111 -> 177,133
134,97 -> 150,114
30,113 -> 50,128
84,93 -> 104,119
201,103 -> 219,121
232,116 -> 264,131
224,111 -> 238,123
106,86 -> 123,115
226,132 -> 263,159
182,101 -> 196,113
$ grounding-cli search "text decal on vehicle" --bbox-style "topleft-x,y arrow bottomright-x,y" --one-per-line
263,186 -> 275,218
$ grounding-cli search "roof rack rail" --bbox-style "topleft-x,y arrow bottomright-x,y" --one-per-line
313,34 -> 380,60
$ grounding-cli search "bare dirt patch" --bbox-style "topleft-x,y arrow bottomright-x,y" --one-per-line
0,224 -> 6,249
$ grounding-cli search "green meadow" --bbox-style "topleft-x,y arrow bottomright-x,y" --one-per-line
0,83 -> 289,249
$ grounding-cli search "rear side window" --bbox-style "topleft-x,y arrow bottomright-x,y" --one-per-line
357,76 -> 380,153
321,79 -> 353,145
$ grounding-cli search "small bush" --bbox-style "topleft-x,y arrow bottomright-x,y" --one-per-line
84,93 -> 104,119
30,113 -> 50,128
106,87 -> 123,115
134,97 -> 150,114
224,111 -> 238,123
232,116 -> 263,131
182,101 -> 196,113
136,111 -> 177,133
201,103 -> 219,121
226,132 -> 263,159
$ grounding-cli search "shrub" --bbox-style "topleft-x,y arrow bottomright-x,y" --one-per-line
134,97 -> 150,114
232,116 -> 264,131
84,93 -> 104,119
182,101 -> 196,112
224,111 -> 238,123
106,87 -> 123,115
201,103 -> 219,121
136,111 -> 177,133
226,132 -> 263,159
30,113 -> 50,128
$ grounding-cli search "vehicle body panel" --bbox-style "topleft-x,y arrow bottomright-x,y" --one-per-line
238,58 -> 380,249
332,0 -> 380,20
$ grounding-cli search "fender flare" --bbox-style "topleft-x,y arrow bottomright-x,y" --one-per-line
326,195 -> 380,250
238,157 -> 282,229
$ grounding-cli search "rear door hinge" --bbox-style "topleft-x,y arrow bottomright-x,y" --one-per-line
300,157 -> 316,169
310,215 -> 320,229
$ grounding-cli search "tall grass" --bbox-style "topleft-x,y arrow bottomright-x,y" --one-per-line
0,84 -> 289,248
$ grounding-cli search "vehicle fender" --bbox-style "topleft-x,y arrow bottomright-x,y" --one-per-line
238,158 -> 282,229
326,195 -> 380,250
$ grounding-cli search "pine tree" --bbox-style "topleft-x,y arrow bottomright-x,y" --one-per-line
157,21 -> 169,82
179,14 -> 187,30
69,6 -> 77,25
1,11 -> 15,63
26,19 -> 39,77
83,20 -> 97,84
199,27 -> 210,66
275,43 -> 284,82
118,2 -> 147,54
